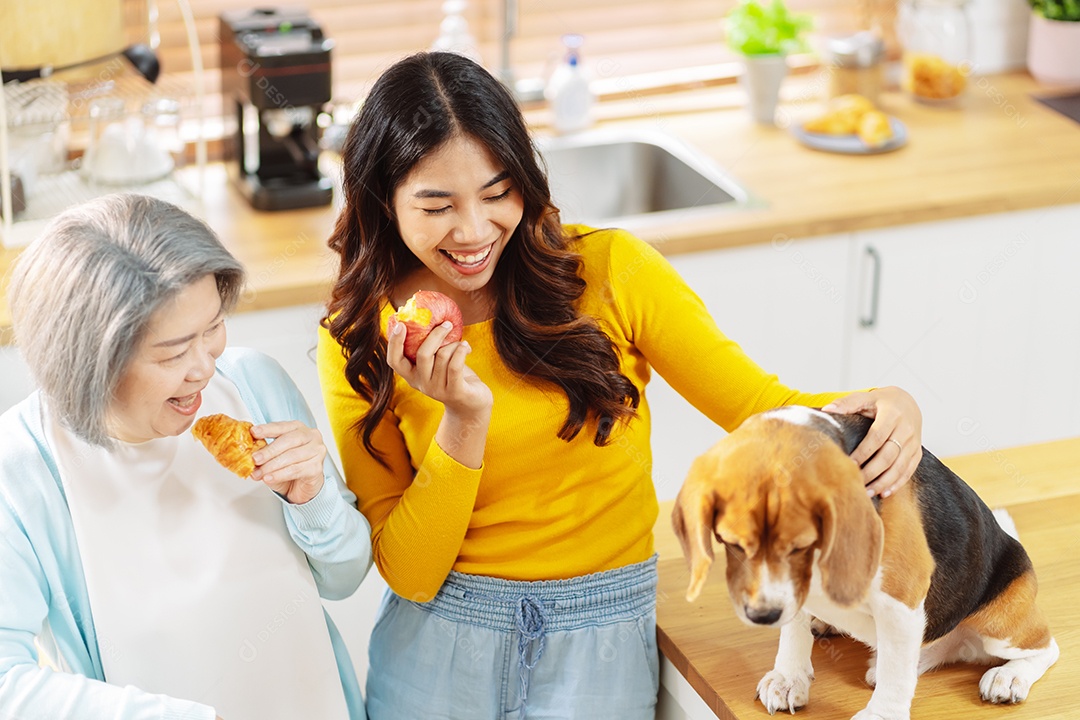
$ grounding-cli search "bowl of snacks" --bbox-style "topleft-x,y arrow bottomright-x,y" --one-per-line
791,94 -> 908,155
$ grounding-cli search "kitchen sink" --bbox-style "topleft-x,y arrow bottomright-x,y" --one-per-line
535,128 -> 758,229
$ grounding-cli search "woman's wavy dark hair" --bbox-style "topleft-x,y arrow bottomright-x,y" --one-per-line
323,51 -> 639,463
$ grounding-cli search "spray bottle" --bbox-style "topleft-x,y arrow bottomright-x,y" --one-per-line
545,34 -> 594,134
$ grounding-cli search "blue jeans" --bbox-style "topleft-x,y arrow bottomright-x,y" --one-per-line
366,556 -> 659,719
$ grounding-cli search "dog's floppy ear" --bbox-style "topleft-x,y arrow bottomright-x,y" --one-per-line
814,447 -> 884,606
672,450 -> 725,602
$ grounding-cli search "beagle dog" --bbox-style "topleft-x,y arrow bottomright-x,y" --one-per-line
672,406 -> 1059,720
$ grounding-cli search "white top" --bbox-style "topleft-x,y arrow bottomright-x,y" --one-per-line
44,372 -> 349,720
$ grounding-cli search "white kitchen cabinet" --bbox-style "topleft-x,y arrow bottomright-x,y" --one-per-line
846,204 -> 1080,457
657,656 -> 720,720
649,233 -> 853,501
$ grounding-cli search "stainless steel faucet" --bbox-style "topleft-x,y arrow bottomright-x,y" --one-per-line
500,0 -> 546,102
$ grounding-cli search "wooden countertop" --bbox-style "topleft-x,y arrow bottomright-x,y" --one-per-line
3,71 -> 1080,343
653,436 -> 1080,719
628,72 -> 1080,255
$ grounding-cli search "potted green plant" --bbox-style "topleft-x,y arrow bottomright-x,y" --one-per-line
724,0 -> 813,124
1027,0 -> 1080,85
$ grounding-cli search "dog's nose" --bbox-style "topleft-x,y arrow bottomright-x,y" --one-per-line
745,606 -> 782,625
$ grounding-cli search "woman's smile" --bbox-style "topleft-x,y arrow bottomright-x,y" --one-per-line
439,242 -> 495,273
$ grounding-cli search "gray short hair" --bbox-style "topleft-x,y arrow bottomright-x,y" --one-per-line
8,194 -> 245,446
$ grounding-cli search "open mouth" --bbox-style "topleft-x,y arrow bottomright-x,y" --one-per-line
439,243 -> 494,269
167,390 -> 202,415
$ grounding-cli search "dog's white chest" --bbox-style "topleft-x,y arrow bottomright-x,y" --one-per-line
802,570 -> 880,648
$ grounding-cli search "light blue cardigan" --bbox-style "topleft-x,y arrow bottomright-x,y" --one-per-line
0,348 -> 371,720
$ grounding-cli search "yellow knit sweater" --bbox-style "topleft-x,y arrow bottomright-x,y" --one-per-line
317,227 -> 847,600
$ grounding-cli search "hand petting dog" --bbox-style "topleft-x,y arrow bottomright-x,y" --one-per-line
823,386 -> 923,498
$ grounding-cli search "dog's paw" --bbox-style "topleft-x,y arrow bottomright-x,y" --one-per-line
851,700 -> 910,720
863,649 -> 878,688
809,617 -> 839,638
980,665 -> 1031,704
850,711 -> 889,720
756,669 -> 812,714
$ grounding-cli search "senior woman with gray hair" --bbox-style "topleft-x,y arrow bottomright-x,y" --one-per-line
0,194 -> 371,720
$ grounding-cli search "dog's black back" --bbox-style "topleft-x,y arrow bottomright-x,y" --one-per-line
824,412 -> 1033,642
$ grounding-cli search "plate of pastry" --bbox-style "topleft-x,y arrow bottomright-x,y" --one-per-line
792,94 -> 908,155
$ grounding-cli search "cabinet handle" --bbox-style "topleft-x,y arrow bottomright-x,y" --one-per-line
860,245 -> 881,328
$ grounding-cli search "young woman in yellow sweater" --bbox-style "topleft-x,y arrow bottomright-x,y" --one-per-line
318,52 -> 922,719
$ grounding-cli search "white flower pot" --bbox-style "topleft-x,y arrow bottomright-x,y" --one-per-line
1027,15 -> 1080,86
739,54 -> 788,125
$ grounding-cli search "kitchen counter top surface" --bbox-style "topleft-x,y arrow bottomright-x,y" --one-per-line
630,72 -> 1080,255
2,71 -> 1079,342
653,435 -> 1080,719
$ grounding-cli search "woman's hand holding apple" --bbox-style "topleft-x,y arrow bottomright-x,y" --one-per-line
387,320 -> 491,415
386,290 -> 488,414
386,290 -> 492,468
386,320 -> 492,469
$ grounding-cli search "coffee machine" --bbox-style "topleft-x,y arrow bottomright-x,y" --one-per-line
219,8 -> 333,211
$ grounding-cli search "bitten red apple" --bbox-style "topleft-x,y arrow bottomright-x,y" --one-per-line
388,290 -> 464,362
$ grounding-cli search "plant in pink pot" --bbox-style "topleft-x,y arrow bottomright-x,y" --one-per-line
1028,0 -> 1080,85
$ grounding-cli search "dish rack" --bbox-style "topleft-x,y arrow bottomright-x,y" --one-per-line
0,0 -> 206,249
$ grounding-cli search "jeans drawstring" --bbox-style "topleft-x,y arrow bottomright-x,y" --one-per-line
515,595 -> 546,712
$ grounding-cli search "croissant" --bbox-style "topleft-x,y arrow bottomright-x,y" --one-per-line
191,413 -> 267,477
858,110 -> 893,148
803,94 -> 894,148
803,94 -> 876,136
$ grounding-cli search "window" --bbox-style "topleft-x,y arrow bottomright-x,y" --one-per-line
149,0 -> 892,103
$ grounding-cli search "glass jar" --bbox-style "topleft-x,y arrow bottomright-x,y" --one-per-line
141,97 -> 183,177
82,96 -> 180,186
83,97 -> 129,185
823,32 -> 885,104
899,0 -> 972,104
